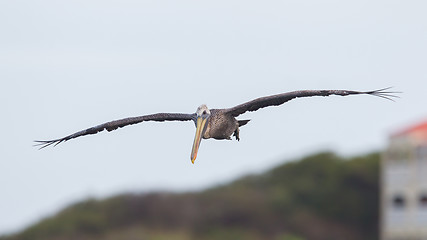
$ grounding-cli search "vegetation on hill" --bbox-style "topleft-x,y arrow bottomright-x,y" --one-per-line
1,152 -> 379,240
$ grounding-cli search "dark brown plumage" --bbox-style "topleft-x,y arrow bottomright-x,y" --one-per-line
35,88 -> 398,163
35,113 -> 195,149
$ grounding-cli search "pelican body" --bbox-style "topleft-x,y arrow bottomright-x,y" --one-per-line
190,106 -> 250,162
35,88 -> 398,163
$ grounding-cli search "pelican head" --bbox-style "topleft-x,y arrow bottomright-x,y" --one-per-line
196,104 -> 211,117
191,104 -> 210,164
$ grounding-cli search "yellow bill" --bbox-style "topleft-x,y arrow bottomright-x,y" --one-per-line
191,116 -> 208,164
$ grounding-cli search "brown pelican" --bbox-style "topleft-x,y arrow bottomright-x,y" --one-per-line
35,88 -> 397,163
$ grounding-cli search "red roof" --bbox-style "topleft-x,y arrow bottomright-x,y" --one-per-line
393,120 -> 427,141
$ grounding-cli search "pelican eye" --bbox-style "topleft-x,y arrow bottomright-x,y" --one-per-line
203,111 -> 207,115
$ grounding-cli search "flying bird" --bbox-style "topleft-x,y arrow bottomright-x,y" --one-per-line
35,88 -> 398,163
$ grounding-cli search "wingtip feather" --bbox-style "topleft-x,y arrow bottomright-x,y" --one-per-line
33,139 -> 63,150
366,87 -> 401,101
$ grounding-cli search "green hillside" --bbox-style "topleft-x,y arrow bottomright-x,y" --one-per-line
1,152 -> 380,240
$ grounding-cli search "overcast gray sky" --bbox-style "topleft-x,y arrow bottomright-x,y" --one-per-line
1,0 -> 426,235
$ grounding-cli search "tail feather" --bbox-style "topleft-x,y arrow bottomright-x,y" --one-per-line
238,119 -> 250,127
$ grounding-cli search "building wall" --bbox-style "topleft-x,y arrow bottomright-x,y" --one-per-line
381,133 -> 427,240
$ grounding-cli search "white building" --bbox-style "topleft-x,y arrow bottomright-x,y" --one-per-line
381,121 -> 427,240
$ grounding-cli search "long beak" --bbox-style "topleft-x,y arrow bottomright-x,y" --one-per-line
191,116 -> 208,164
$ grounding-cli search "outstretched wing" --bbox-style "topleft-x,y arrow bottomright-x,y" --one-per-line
35,113 -> 195,149
225,87 -> 399,117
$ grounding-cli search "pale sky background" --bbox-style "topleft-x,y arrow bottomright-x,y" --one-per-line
1,0 -> 426,235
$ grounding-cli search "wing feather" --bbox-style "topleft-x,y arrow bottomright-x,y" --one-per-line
35,113 -> 195,149
225,87 -> 399,117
